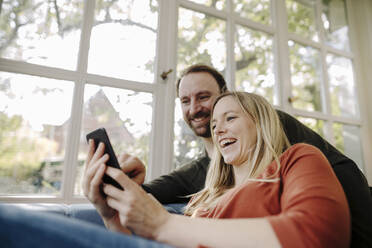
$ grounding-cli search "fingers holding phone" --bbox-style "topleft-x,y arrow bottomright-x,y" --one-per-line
82,139 -> 116,219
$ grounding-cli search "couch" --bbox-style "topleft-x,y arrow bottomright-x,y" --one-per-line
0,203 -> 186,228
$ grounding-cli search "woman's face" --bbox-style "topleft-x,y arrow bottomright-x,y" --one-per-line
211,96 -> 257,166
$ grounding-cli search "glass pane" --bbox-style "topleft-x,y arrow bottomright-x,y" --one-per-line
289,41 -> 322,112
177,8 -> 226,73
327,54 -> 357,117
0,0 -> 83,70
188,0 -> 226,10
322,0 -> 350,51
88,0 -> 158,82
74,84 -> 153,195
235,25 -> 275,104
286,0 -> 318,41
173,99 -> 204,168
234,0 -> 271,25
333,123 -> 364,172
297,116 -> 324,137
0,72 -> 74,195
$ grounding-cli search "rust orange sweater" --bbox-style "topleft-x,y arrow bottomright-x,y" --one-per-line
196,143 -> 350,248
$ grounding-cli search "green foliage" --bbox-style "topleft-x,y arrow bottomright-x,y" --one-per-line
0,113 -> 45,179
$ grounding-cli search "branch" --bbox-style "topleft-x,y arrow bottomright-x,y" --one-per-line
52,0 -> 63,37
94,18 -> 156,33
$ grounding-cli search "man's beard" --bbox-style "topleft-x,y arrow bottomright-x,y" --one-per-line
186,110 -> 212,138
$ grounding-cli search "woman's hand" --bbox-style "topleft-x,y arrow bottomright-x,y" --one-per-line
82,140 -> 116,220
103,166 -> 170,239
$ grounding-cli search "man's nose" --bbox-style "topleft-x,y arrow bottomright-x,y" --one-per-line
189,100 -> 202,116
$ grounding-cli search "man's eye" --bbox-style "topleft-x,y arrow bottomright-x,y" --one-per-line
227,116 -> 236,121
211,124 -> 216,130
199,95 -> 210,100
181,100 -> 190,105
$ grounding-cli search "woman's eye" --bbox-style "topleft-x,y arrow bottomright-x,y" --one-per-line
226,116 -> 236,121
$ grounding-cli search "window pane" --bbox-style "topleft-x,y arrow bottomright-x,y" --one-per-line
234,0 -> 271,25
0,0 -> 83,69
173,99 -> 204,168
321,0 -> 350,51
0,72 -> 74,195
74,84 -> 153,195
235,25 -> 275,104
188,0 -> 226,10
88,0 -> 158,82
289,41 -> 322,112
286,0 -> 318,41
177,8 -> 226,73
297,116 -> 324,137
333,123 -> 364,172
327,54 -> 357,117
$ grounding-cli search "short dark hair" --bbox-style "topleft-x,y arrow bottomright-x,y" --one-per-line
176,64 -> 227,97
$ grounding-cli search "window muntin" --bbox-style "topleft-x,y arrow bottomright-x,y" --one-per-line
0,72 -> 74,195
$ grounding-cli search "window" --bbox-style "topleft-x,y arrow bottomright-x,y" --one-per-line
0,0 -> 369,202
173,0 -> 365,174
0,0 -> 161,202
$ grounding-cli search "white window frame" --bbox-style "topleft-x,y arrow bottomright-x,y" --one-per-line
0,0 -> 371,203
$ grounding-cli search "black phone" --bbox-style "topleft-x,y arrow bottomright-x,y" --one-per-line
86,128 -> 123,190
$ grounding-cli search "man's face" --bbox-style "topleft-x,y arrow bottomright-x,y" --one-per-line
178,72 -> 221,138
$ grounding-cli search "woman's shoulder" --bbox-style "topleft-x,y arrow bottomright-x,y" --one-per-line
279,143 -> 330,173
283,143 -> 324,158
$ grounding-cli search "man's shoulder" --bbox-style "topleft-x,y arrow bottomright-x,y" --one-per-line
175,155 -> 210,172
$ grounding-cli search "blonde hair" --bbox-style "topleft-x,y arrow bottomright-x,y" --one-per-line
184,92 -> 290,216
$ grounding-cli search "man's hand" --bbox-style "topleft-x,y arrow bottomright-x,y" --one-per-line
118,153 -> 146,185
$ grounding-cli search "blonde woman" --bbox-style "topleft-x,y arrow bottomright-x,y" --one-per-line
0,92 -> 350,248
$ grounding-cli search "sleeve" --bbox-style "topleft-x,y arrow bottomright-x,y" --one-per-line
268,144 -> 351,248
277,110 -> 372,247
142,157 -> 209,204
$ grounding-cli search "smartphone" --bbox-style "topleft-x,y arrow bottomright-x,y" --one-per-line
86,128 -> 123,190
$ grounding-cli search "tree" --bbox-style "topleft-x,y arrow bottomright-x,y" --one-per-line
0,0 -> 350,174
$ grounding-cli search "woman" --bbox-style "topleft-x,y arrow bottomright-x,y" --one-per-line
0,92 -> 350,248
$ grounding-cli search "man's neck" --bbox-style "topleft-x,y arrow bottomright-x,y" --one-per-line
201,137 -> 214,158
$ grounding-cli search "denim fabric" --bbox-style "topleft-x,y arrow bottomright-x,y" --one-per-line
0,205 -> 173,248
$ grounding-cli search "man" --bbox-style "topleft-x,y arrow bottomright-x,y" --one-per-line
84,64 -> 372,247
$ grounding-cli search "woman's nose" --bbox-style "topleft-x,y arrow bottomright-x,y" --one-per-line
213,123 -> 225,135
